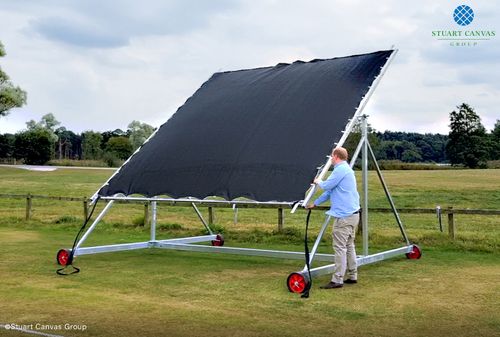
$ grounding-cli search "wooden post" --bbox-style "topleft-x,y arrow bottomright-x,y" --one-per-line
437,205 -> 443,232
208,207 -> 214,225
447,206 -> 455,239
143,202 -> 150,227
233,207 -> 238,225
25,194 -> 32,221
83,197 -> 89,220
277,208 -> 284,232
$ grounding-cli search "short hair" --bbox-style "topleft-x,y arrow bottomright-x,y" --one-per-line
333,147 -> 348,160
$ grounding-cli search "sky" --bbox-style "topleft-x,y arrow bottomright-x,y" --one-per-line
0,0 -> 498,135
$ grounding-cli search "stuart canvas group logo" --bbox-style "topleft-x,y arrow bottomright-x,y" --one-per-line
432,4 -> 496,47
453,5 -> 474,26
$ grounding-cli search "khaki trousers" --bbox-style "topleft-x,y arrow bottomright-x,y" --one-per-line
331,213 -> 359,284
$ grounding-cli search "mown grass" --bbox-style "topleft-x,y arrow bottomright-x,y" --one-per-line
0,166 -> 499,336
0,226 -> 498,337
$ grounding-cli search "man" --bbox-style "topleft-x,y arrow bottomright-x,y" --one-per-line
307,147 -> 360,289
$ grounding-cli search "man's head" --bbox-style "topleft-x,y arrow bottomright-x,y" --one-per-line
331,147 -> 348,164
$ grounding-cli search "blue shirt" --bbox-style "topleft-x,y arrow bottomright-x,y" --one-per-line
313,161 -> 360,218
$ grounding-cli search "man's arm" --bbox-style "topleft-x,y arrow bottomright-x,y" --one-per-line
306,189 -> 331,209
313,190 -> 331,206
317,168 -> 346,191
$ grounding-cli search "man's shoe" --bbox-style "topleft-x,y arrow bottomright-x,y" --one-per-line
344,279 -> 358,284
320,282 -> 343,289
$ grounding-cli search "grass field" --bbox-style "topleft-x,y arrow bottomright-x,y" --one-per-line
0,167 -> 499,337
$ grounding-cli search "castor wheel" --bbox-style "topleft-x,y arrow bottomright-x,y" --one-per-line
56,249 -> 73,266
406,244 -> 422,259
287,272 -> 310,293
211,234 -> 224,246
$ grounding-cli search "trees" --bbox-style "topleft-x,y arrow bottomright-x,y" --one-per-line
377,140 -> 422,162
127,120 -> 155,151
446,103 -> 489,168
376,131 -> 447,163
0,41 -> 27,117
14,129 -> 54,165
26,113 -> 60,143
105,136 -> 132,160
101,129 -> 126,149
82,131 -> 103,160
490,120 -> 500,161
55,127 -> 81,160
7,114 -> 63,164
0,133 -> 15,158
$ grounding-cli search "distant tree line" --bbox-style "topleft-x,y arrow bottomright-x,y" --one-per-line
1,104 -> 499,168
0,113 -> 155,165
1,107 -> 497,168
374,131 -> 448,163
342,103 -> 498,168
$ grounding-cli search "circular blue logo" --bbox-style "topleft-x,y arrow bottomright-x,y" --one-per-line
453,5 -> 474,26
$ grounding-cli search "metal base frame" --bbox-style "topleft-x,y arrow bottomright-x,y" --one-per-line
59,115 -> 419,296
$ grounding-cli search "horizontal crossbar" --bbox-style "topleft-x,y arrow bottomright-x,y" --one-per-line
306,245 -> 413,277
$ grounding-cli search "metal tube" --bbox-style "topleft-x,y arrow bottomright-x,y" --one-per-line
361,116 -> 369,256
76,242 -> 150,255
307,245 -> 413,278
75,235 -> 219,256
233,205 -> 238,225
154,235 -> 217,245
74,200 -> 115,252
192,202 -> 213,235
155,242 -> 336,262
151,200 -> 157,241
100,196 -> 294,207
300,156 -> 332,211
437,206 -> 443,232
350,134 -> 365,168
366,140 -> 410,244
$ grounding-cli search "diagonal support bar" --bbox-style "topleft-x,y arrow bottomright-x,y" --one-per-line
74,200 -> 115,253
192,202 -> 213,235
304,215 -> 331,269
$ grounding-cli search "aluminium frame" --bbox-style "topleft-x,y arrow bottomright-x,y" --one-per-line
57,48 -> 420,293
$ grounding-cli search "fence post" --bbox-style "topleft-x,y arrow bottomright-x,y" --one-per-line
208,207 -> 214,225
233,206 -> 238,225
143,202 -> 150,227
436,205 -> 442,232
83,197 -> 89,220
447,206 -> 455,239
277,208 -> 284,232
25,194 -> 32,221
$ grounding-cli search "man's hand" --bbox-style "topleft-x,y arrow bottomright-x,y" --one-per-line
313,178 -> 322,185
305,204 -> 315,209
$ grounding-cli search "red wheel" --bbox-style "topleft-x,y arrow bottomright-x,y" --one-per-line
287,272 -> 310,293
211,234 -> 224,246
406,244 -> 422,259
56,249 -> 72,266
